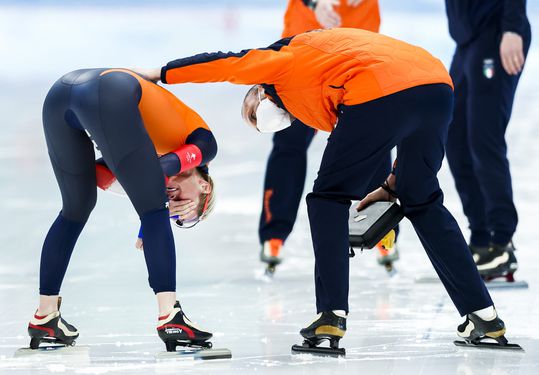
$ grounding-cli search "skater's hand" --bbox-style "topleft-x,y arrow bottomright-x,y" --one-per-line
314,0 -> 341,28
347,0 -> 364,6
130,67 -> 161,82
357,186 -> 395,211
500,32 -> 525,76
169,199 -> 198,221
135,238 -> 143,251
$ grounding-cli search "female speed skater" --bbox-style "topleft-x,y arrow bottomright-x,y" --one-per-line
259,0 -> 399,276
27,68 -> 218,353
135,27 -> 518,352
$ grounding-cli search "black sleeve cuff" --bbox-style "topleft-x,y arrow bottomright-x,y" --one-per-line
158,153 -> 181,177
160,66 -> 168,84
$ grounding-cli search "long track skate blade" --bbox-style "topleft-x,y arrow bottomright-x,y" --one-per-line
454,340 -> 524,351
484,280 -> 529,290
15,345 -> 88,357
291,344 -> 345,357
157,348 -> 232,360
414,275 -> 440,284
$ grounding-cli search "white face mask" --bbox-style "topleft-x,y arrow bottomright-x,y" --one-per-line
255,94 -> 292,133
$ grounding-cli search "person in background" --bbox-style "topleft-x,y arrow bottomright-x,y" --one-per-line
444,0 -> 531,282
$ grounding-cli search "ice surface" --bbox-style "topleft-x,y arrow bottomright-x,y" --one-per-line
1,2 -> 538,374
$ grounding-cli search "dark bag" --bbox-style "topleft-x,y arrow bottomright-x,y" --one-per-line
349,201 -> 404,250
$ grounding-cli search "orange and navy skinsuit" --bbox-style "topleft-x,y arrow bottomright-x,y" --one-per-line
157,28 -> 494,318
96,68 -> 216,190
40,68 -> 216,296
161,28 -> 453,132
282,0 -> 380,38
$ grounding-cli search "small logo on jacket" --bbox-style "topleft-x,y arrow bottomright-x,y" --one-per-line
483,59 -> 495,79
186,152 -> 197,163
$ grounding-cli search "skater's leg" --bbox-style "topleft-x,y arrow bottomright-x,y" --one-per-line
72,71 -> 175,301
465,27 -> 531,245
445,48 -> 489,246
39,76 -> 98,315
259,119 -> 316,243
395,85 -> 493,315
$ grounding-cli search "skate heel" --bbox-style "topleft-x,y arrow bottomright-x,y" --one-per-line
485,327 -> 506,339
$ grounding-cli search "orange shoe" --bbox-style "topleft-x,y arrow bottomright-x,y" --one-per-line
260,239 -> 283,266
376,230 -> 399,266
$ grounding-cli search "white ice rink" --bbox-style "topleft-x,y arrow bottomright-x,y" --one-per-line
1,1 -> 539,373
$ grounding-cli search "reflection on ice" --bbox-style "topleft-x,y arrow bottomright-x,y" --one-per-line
1,2 -> 539,375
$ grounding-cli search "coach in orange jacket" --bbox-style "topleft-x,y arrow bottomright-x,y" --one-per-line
136,28 -> 501,341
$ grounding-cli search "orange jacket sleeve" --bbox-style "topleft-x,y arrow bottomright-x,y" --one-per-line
161,39 -> 294,86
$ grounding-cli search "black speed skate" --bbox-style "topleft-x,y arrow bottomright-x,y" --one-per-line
475,242 -> 519,282
454,309 -> 522,351
157,301 -> 213,352
292,311 -> 346,357
27,297 -> 79,349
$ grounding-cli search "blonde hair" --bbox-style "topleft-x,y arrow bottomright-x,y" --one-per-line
241,85 -> 260,129
196,168 -> 215,220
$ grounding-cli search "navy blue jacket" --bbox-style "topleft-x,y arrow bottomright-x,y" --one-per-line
445,0 -> 530,46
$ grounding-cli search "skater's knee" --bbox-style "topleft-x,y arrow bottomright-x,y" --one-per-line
61,190 -> 97,223
398,189 -> 444,217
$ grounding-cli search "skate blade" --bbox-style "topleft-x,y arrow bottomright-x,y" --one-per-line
157,348 -> 232,360
15,345 -> 88,357
291,344 -> 345,357
414,275 -> 440,284
264,264 -> 276,277
484,280 -> 529,290
414,275 -> 529,289
384,263 -> 397,277
454,340 -> 524,351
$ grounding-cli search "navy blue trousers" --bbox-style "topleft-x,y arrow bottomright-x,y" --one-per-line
40,69 -> 176,295
446,25 -> 531,246
308,84 -> 493,315
259,119 -> 394,244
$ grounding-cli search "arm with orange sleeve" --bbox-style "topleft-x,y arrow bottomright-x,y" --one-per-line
160,39 -> 294,86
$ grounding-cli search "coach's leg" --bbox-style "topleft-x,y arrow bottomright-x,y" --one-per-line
396,84 -> 492,315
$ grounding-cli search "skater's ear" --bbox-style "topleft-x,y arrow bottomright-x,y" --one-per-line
195,168 -> 215,220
